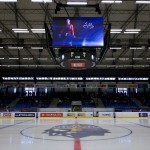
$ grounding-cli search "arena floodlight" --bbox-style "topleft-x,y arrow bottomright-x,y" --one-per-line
130,47 -> 144,50
133,58 -> 143,60
8,46 -> 23,49
0,0 -> 17,2
111,29 -> 122,32
105,58 -> 116,60
31,47 -> 44,49
119,58 -> 129,61
12,29 -> 28,31
136,1 -> 150,4
101,0 -> 122,4
37,58 -> 48,60
22,58 -> 33,60
110,32 -> 121,33
9,58 -> 19,60
110,29 -> 122,34
12,29 -> 29,33
110,47 -> 122,50
125,29 -> 141,32
124,32 -> 139,34
31,0 -> 52,3
31,29 -> 45,33
14,31 -> 29,33
67,2 -> 87,5
67,0 -> 87,5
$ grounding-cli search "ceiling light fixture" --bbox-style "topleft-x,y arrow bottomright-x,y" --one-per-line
110,47 -> 122,49
22,58 -> 33,60
119,58 -> 129,60
9,58 -> 19,60
124,29 -> 141,34
14,31 -> 29,33
124,32 -> 139,34
133,58 -> 143,60
101,0 -> 122,4
111,29 -> 122,31
67,0 -> 87,5
110,29 -> 122,34
0,0 -> 17,2
31,29 -> 45,33
110,32 -> 121,34
105,58 -> 116,60
136,1 -> 150,4
12,29 -> 29,33
8,47 -> 23,49
125,29 -> 141,32
38,58 -> 48,60
31,0 -> 52,3
12,29 -> 28,31
67,2 -> 87,5
130,47 -> 144,50
31,47 -> 44,49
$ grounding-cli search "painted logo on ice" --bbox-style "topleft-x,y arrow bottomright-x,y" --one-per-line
43,124 -> 110,138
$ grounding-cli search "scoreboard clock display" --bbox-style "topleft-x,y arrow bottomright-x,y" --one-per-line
60,51 -> 96,70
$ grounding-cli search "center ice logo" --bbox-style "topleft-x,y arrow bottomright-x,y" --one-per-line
43,124 -> 110,138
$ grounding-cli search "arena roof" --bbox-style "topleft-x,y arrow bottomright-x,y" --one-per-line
0,0 -> 149,76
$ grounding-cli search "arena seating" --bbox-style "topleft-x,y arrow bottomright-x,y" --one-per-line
57,92 -> 96,108
101,92 -> 140,109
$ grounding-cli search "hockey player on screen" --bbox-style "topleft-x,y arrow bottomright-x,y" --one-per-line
59,18 -> 75,46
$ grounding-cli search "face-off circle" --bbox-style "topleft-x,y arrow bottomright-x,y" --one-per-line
20,124 -> 132,141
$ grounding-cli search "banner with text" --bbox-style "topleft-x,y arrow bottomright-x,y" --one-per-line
40,113 -> 63,118
98,112 -> 114,118
3,113 -> 12,118
15,113 -> 36,118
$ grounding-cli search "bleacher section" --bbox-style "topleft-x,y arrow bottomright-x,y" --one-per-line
0,91 -> 150,112
134,93 -> 150,108
57,92 -> 96,108
101,92 -> 141,110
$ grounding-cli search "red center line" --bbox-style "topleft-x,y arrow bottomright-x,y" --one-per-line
74,138 -> 81,150
74,118 -> 81,150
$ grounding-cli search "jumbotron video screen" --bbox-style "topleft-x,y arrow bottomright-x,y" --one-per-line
52,17 -> 104,47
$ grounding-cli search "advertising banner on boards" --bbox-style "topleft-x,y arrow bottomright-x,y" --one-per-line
15,113 -> 35,117
3,113 -> 12,118
40,113 -> 63,117
66,113 -> 75,117
139,113 -> 148,117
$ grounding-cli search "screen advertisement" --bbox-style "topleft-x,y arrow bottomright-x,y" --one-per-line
52,17 -> 104,47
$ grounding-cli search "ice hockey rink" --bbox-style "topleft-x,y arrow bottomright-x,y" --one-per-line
0,118 -> 150,150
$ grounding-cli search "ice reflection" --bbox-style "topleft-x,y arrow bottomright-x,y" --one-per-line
21,136 -> 34,144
